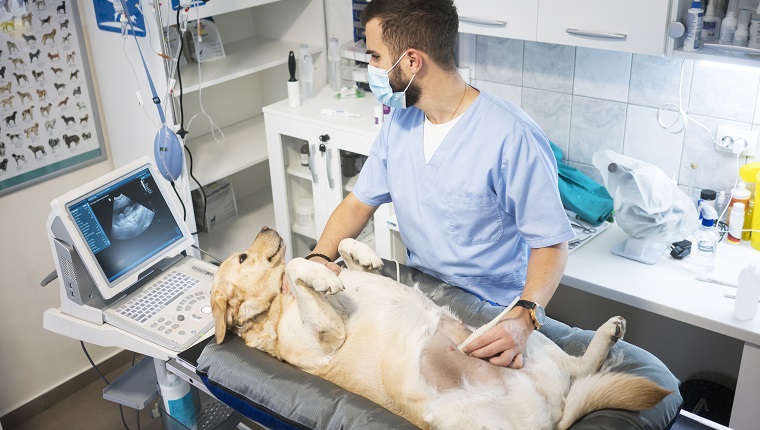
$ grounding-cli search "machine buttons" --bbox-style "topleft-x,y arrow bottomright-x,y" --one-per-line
177,314 -> 185,321
201,305 -> 212,314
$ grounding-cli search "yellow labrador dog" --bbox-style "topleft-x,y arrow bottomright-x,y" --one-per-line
211,227 -> 669,430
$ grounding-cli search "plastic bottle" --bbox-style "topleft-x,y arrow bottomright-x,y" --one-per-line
750,13 -> 760,49
743,200 -> 754,241
328,36 -> 341,91
159,372 -> 198,430
734,263 -> 760,321
727,181 -> 751,226
687,203 -> 719,273
684,1 -> 705,51
727,202 -> 745,244
298,43 -> 314,98
715,190 -> 728,219
299,142 -> 309,166
702,0 -> 722,42
699,189 -> 717,208
733,9 -> 752,46
719,0 -> 739,44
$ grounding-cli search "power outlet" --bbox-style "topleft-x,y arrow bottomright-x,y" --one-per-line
715,126 -> 758,155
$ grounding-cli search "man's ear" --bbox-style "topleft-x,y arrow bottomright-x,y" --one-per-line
406,48 -> 424,74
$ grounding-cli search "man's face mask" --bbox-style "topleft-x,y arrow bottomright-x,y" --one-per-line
367,51 -> 416,109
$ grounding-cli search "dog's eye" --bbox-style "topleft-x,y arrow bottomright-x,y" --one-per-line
238,253 -> 247,264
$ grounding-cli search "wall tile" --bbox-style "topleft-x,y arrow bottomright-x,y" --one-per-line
629,55 -> 694,109
679,115 -> 753,194
474,36 -> 523,85
522,41 -> 575,94
573,48 -> 632,103
567,161 -> 604,186
623,105 -> 685,180
689,62 -> 760,123
568,96 -> 627,164
473,80 -> 522,107
521,88 -> 572,155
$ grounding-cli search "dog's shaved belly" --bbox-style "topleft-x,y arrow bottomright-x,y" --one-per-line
420,315 -> 503,392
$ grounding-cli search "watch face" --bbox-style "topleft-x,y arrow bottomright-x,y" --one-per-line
535,305 -> 546,325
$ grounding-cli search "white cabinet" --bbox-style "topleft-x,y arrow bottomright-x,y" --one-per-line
537,0 -> 671,56
263,88 -> 396,261
455,0 -> 538,41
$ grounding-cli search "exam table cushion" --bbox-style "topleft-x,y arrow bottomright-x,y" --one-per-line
196,260 -> 682,430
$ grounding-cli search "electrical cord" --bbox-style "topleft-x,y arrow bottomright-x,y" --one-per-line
80,341 -> 135,430
171,181 -> 187,221
191,243 -> 222,264
184,144 -> 207,235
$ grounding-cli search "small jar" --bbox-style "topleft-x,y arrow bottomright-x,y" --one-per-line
299,143 -> 309,167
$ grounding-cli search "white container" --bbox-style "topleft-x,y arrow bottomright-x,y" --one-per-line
733,9 -> 752,46
159,372 -> 198,430
328,36 -> 341,91
298,44 -> 314,98
734,263 -> 760,321
701,1 -> 722,42
719,0 -> 739,44
727,202 -> 746,244
295,198 -> 314,226
374,105 -> 384,128
684,1 -> 705,51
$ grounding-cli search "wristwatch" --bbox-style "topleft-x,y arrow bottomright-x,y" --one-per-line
515,300 -> 546,330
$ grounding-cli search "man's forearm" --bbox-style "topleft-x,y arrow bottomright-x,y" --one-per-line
311,193 -> 378,260
521,242 -> 569,307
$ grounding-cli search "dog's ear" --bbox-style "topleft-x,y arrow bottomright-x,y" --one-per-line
210,281 -> 230,344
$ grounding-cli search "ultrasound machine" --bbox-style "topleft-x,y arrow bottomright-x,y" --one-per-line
44,157 -> 217,355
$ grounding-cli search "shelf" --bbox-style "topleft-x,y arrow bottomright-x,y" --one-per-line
179,36 -> 323,93
292,222 -> 317,240
286,164 -> 313,181
186,115 -> 267,190
165,0 -> 282,26
197,187 -> 276,261
671,46 -> 760,68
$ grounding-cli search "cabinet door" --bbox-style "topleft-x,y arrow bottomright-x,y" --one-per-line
455,0 -> 538,40
265,114 -> 323,260
537,0 -> 670,56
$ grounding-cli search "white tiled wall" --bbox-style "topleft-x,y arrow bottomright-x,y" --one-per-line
469,36 -> 760,196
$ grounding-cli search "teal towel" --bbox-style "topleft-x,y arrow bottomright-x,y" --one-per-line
550,142 -> 614,226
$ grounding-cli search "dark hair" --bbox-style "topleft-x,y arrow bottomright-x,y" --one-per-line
360,0 -> 459,72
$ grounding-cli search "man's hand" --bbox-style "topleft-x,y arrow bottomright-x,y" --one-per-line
461,307 -> 534,368
307,256 -> 342,276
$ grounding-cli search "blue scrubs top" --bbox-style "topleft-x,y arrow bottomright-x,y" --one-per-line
352,90 -> 575,305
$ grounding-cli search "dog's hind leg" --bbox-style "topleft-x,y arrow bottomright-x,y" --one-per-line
338,238 -> 383,272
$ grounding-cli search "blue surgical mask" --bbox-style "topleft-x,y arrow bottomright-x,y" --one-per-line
367,52 -> 416,109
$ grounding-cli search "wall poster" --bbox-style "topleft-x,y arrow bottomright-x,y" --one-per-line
0,0 -> 106,197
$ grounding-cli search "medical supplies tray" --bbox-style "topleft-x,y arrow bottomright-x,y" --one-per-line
102,356 -> 159,410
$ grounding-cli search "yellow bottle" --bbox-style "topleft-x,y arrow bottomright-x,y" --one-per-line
744,200 -> 754,241
739,163 -> 760,250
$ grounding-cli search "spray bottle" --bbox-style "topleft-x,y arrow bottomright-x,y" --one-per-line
720,0 -> 740,44
739,162 -> 760,250
687,202 -> 720,273
702,0 -> 722,42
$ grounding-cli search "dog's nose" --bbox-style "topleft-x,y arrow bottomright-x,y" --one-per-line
261,226 -> 270,232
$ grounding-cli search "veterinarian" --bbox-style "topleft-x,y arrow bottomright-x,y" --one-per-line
308,0 -> 575,369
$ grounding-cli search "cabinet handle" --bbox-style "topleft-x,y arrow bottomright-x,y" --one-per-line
326,149 -> 335,190
565,29 -> 627,40
309,143 -> 318,184
459,16 -> 506,27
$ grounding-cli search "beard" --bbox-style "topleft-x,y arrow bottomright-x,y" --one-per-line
389,67 -> 421,107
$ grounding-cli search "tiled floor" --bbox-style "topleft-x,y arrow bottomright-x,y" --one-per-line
8,358 -> 262,430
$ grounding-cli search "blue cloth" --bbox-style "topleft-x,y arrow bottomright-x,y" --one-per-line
550,142 -> 614,227
352,90 -> 574,305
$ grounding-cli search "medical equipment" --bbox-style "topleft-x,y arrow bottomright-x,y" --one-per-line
457,296 -> 519,352
570,221 -> 596,235
593,151 -> 699,265
45,157 -> 216,351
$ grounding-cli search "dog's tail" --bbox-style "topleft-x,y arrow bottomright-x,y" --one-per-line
558,372 -> 671,430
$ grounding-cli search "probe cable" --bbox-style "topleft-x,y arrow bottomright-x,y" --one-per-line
80,341 -> 138,430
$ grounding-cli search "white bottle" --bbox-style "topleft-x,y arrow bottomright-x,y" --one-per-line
749,13 -> 760,49
719,0 -> 739,44
684,1 -> 705,51
298,43 -> 314,98
702,0 -> 722,42
159,372 -> 198,429
328,36 -> 341,91
687,205 -> 720,273
727,202 -> 745,244
733,9 -> 751,46
734,263 -> 760,321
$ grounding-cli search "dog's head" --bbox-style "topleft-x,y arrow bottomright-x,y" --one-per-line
211,227 -> 288,350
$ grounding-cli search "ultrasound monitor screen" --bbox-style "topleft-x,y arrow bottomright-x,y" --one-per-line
66,167 -> 184,283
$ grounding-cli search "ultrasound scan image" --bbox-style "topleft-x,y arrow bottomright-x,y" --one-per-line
111,194 -> 155,240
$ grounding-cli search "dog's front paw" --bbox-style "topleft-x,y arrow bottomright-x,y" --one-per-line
601,316 -> 626,342
287,258 -> 344,295
338,238 -> 383,272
